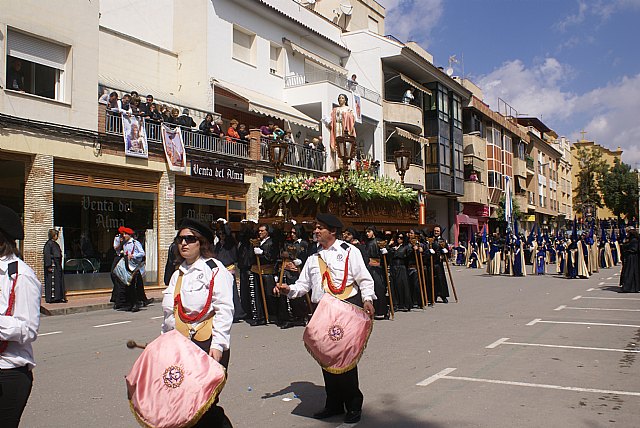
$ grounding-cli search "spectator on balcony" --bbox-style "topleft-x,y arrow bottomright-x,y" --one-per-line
160,104 -> 171,122
469,171 -> 478,182
130,95 -> 143,116
141,94 -> 154,116
348,74 -> 358,91
166,107 -> 180,127
120,94 -> 132,116
7,58 -> 25,91
227,119 -> 241,141
260,121 -> 276,137
211,118 -> 225,138
177,108 -> 196,128
98,88 -> 110,104
237,123 -> 249,142
199,113 -> 215,136
402,88 -> 415,104
106,92 -> 120,112
146,103 -> 163,123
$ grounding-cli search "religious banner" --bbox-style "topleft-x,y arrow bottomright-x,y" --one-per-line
122,114 -> 149,159
352,92 -> 362,124
161,124 -> 187,173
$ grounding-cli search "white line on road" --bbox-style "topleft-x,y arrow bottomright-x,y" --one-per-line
572,295 -> 582,300
486,338 -> 510,349
598,282 -> 605,285
39,331 -> 62,336
587,288 -> 596,291
93,321 -> 131,328
578,296 -> 640,301
562,306 -> 640,312
554,305 -> 566,311
607,277 -> 613,280
417,368 -> 640,397
527,319 -> 640,328
489,339 -> 640,353
150,316 -> 164,319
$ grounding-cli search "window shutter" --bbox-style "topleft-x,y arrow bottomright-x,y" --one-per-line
7,29 -> 67,70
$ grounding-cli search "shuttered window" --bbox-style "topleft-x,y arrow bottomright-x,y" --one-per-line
7,29 -> 67,70
233,26 -> 255,65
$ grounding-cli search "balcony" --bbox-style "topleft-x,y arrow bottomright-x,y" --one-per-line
513,158 -> 526,178
463,133 -> 487,162
459,180 -> 488,205
285,71 -> 381,104
382,100 -> 423,134
104,112 -> 249,159
259,137 -> 325,172
383,162 -> 424,187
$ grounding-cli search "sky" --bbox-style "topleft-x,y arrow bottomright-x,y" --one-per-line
377,0 -> 640,166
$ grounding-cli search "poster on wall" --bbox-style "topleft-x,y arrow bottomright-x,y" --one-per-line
122,114 -> 149,159
161,123 -> 187,173
352,92 -> 362,124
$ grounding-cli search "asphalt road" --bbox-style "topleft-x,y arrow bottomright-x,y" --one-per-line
20,265 -> 639,428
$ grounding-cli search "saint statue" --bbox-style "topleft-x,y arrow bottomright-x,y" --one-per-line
330,93 -> 356,152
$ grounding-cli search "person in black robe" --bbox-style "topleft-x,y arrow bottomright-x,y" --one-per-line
249,224 -> 279,326
213,220 -> 247,322
389,233 -> 412,312
620,228 -> 639,293
408,228 -> 426,308
362,226 -> 388,319
430,225 -> 450,303
43,228 -> 66,303
237,221 -> 256,321
279,224 -> 309,329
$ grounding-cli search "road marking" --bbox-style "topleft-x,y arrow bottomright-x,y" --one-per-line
587,288 -> 596,291
562,306 -> 640,312
416,368 -> 458,386
93,321 -> 131,328
607,277 -> 613,280
488,339 -> 640,354
527,319 -> 640,328
578,296 -> 640,301
598,282 -> 605,285
39,331 -> 62,336
150,315 -> 164,319
486,338 -> 509,349
572,295 -> 582,300
417,368 -> 640,397
554,305 -> 566,311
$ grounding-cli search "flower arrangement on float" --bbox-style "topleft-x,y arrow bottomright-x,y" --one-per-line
260,170 -> 418,206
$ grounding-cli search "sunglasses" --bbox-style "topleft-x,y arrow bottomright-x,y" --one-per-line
176,235 -> 198,244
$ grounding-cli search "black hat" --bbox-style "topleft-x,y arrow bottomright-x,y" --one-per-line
315,213 -> 343,230
178,218 -> 214,243
0,204 -> 24,241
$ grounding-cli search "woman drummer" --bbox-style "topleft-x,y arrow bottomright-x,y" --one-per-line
161,218 -> 234,427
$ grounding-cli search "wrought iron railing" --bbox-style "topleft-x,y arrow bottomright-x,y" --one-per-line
259,137 -> 326,172
104,112 -> 249,159
285,70 -> 381,104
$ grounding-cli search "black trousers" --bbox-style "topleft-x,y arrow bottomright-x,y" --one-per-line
238,268 -> 252,318
0,366 -> 33,428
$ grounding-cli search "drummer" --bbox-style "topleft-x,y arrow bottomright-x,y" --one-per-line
161,218 -> 234,427
275,213 -> 375,424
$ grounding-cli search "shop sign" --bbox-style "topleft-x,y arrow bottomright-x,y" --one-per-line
191,161 -> 244,183
81,195 -> 131,229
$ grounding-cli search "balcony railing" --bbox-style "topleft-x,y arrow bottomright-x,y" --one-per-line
259,137 -> 326,172
104,112 -> 249,159
285,70 -> 381,104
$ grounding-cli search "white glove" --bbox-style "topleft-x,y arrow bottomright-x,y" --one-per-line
380,248 -> 388,255
293,258 -> 302,266
253,248 -> 264,255
442,249 -> 448,254
290,219 -> 297,225
216,218 -> 227,224
429,249 -> 436,254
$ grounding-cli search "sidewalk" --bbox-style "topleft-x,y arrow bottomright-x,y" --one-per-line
40,288 -> 166,316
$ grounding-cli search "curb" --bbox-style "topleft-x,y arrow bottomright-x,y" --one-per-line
45,303 -> 116,316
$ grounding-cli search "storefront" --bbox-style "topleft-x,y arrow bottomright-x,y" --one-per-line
175,160 -> 248,227
53,161 -> 160,291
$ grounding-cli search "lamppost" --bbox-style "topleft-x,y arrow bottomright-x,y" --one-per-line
335,132 -> 357,176
393,142 -> 411,184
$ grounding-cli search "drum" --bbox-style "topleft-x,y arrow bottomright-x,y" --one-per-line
303,293 -> 373,374
112,257 -> 137,286
126,330 -> 226,428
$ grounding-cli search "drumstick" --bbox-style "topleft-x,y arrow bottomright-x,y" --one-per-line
126,340 -> 147,350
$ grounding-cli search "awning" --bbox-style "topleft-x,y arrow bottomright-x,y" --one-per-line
399,73 -> 432,96
286,40 -> 348,75
395,127 -> 431,145
456,213 -> 479,226
214,79 -> 319,130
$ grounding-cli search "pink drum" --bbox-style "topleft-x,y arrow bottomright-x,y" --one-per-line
126,330 -> 226,428
303,294 -> 373,374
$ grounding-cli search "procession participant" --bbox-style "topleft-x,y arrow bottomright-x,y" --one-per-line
389,233 -> 411,312
535,236 -> 546,275
213,219 -> 246,323
478,230 -> 488,266
556,238 -> 567,274
279,224 -> 309,329
577,232 -> 590,279
0,205 -> 41,428
453,242 -> 466,266
161,217 -> 234,427
111,226 -> 127,309
611,229 -> 620,266
237,221 -> 256,321
467,240 -> 481,269
421,229 -> 435,306
121,227 -> 151,312
43,228 -> 66,303
619,227 -> 639,293
503,233 -> 514,275
408,228 -> 425,307
363,226 -> 388,319
486,233 -> 502,275
599,229 -> 614,269
249,224 -> 279,326
274,213 -> 375,424
430,226 -> 450,303
513,233 -> 526,277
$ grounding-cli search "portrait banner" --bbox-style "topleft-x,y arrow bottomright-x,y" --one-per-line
352,92 -> 362,124
161,124 -> 187,173
122,114 -> 149,159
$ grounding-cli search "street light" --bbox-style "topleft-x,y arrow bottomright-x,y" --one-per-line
335,132 -> 357,175
393,142 -> 411,184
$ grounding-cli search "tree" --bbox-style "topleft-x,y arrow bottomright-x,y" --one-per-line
599,158 -> 639,220
495,194 -> 523,223
572,147 -> 608,214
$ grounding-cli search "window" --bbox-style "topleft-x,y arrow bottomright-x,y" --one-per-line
518,142 -> 526,160
439,136 -> 451,174
6,29 -> 67,101
504,134 -> 512,154
452,94 -> 462,129
438,87 -> 449,122
486,124 -> 493,145
232,26 -> 255,65
269,44 -> 283,76
493,128 -> 502,150
368,16 -> 379,34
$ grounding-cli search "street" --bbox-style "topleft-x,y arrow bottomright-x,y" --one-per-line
21,265 -> 639,428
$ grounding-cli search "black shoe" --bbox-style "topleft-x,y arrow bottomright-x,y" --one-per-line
142,298 -> 155,307
441,297 -> 448,304
247,319 -> 266,326
116,305 -> 132,311
373,315 -> 385,320
131,305 -> 140,313
280,322 -> 295,329
313,408 -> 344,419
344,410 -> 362,423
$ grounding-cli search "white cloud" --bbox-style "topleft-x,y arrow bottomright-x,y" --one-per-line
376,0 -> 443,47
477,60 -> 640,165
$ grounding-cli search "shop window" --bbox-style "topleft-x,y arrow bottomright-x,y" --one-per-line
233,26 -> 256,65
6,29 -> 67,101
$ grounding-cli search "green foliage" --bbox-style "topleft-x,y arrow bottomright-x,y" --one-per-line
259,171 -> 418,207
599,158 -> 639,219
572,147 -> 608,212
495,194 -> 523,222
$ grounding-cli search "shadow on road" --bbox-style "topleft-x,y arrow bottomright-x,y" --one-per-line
261,381 -> 325,417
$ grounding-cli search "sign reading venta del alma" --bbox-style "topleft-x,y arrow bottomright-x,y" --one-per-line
191,161 -> 244,183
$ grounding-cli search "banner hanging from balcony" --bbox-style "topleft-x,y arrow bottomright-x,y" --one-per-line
122,114 -> 149,159
161,124 -> 187,173
351,92 -> 362,124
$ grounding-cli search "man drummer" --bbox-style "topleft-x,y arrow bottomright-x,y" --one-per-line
275,213 -> 375,424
